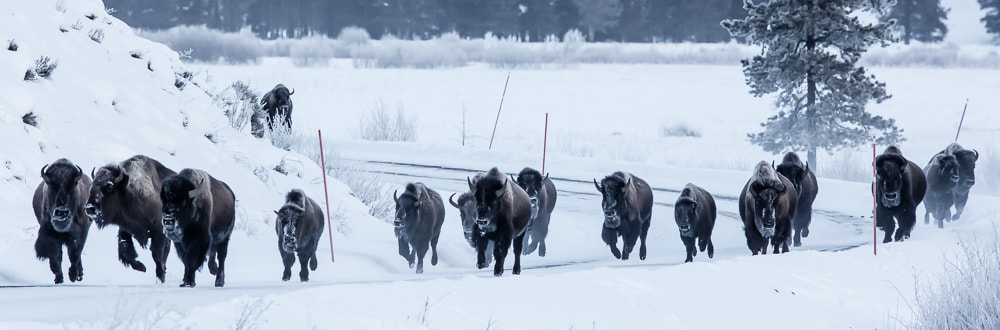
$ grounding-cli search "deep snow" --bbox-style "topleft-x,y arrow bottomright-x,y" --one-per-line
1,0 -> 999,329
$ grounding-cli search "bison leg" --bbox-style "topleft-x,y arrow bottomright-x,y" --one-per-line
280,249 -> 295,281
512,232 -> 525,275
214,237 -> 229,287
151,233 -> 169,283
179,242 -> 209,288
67,238 -> 85,283
414,241 -> 429,274
621,227 -> 640,261
896,210 -> 917,242
876,208 -> 895,244
601,227 -> 622,259
953,192 -> 969,220
207,249 -> 218,276
792,228 -> 803,247
309,249 -> 318,271
476,238 -> 490,269
397,236 -> 414,268
493,237 -> 510,277
681,236 -> 696,263
430,230 -> 440,267
117,230 -> 146,272
298,250 -> 311,281
35,228 -> 65,284
638,218 -> 651,260
704,236 -> 715,259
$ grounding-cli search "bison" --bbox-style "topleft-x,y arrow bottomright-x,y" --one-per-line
33,159 -> 92,284
275,189 -> 324,282
260,83 -> 294,131
160,168 -> 236,287
774,152 -> 818,247
393,183 -> 445,274
513,167 -> 557,257
448,173 -> 494,265
923,152 -> 960,228
943,143 -> 978,220
473,167 -> 531,276
739,161 -> 797,255
874,146 -> 927,243
85,155 -> 175,282
674,183 -> 716,263
594,172 -> 652,260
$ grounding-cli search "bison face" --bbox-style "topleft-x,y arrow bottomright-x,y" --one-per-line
595,176 -> 629,228
160,176 -> 197,242
392,190 -> 422,230
750,180 -> 784,238
474,177 -> 506,233
449,193 -> 478,248
515,170 -> 545,219
937,155 -> 961,189
85,165 -> 126,225
276,204 -> 304,253
674,200 -> 698,237
876,156 -> 907,208
953,149 -> 978,193
775,163 -> 804,199
41,160 -> 86,232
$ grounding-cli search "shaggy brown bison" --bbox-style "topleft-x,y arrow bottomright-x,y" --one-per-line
774,152 -> 818,247
448,173 -> 494,265
594,172 -> 652,260
942,143 -> 978,220
393,183 -> 445,274
923,152 -> 960,228
276,189 -> 324,281
33,159 -> 92,284
739,161 -> 797,255
674,183 -> 716,263
260,83 -> 294,131
513,167 -> 557,257
85,155 -> 175,282
875,146 -> 927,243
473,167 -> 531,276
160,168 -> 236,287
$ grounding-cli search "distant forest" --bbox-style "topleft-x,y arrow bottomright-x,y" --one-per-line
104,0 -> 749,42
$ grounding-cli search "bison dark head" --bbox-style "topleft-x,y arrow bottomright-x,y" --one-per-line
953,149 -> 978,193
674,198 -> 699,237
160,175 -> 197,242
594,175 -> 629,228
41,159 -> 86,232
749,178 -> 785,238
514,168 -> 546,219
775,163 -> 805,199
876,153 -> 908,208
85,164 -> 127,226
936,154 -> 961,189
393,189 -> 424,231
474,176 -> 507,233
449,192 -> 478,248
275,203 -> 305,253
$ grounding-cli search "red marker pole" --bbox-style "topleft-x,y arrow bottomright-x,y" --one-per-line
872,136 -> 877,256
489,72 -> 511,150
955,98 -> 969,142
542,113 -> 549,175
319,130 -> 335,262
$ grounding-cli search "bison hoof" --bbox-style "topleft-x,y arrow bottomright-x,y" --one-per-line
408,261 -> 415,269
477,262 -> 488,269
180,282 -> 195,288
53,274 -> 64,284
621,253 -> 630,261
215,278 -> 225,287
513,267 -> 521,275
493,271 -> 504,277
685,256 -> 693,263
793,241 -> 802,247
131,261 -> 147,272
416,267 -> 423,274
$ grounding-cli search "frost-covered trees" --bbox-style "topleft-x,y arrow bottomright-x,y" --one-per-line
981,0 -> 1000,42
886,0 -> 949,44
722,0 -> 903,170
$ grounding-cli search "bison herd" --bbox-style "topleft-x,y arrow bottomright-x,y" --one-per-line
29,143 -> 979,285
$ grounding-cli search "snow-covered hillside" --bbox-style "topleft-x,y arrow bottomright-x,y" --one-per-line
2,0 -> 999,330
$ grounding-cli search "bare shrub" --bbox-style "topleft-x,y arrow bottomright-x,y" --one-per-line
25,56 -> 57,81
903,227 -> 1000,330
360,100 -> 416,142
266,117 -> 295,150
214,80 -> 265,135
289,136 -> 394,223
138,26 -> 262,63
7,39 -> 17,51
660,122 -> 702,138
89,28 -> 105,43
233,298 -> 272,330
70,20 -> 84,31
22,112 -> 37,127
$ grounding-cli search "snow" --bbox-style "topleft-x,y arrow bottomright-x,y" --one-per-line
1,0 -> 999,329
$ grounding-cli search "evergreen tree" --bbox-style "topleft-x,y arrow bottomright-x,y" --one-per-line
981,0 -> 1000,41
722,0 -> 903,170
572,0 -> 622,41
554,0 -> 581,39
519,0 -> 562,41
886,0 -> 949,44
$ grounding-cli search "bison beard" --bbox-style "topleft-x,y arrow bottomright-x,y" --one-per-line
33,159 -> 92,284
160,169 -> 236,288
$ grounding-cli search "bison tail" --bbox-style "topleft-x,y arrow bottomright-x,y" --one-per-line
309,253 -> 318,270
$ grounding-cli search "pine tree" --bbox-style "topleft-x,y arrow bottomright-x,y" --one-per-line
722,0 -> 903,171
981,0 -> 1000,41
572,0 -> 622,41
886,0 -> 949,44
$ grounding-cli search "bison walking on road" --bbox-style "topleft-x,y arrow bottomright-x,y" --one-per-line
276,189 -> 324,281
393,183 -> 445,274
740,161 -> 797,255
160,168 -> 236,287
33,159 -> 92,284
774,152 -> 818,247
874,146 -> 926,243
513,167 -> 557,257
594,172 -> 652,260
674,183 -> 716,263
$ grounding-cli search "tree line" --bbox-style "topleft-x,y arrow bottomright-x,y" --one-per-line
101,0 -> 955,43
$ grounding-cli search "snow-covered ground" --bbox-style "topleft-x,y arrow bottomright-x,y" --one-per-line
1,0 -> 999,329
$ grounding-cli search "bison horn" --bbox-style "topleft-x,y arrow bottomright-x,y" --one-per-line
188,188 -> 197,199
289,88 -> 294,95
543,173 -> 549,182
74,165 -> 84,179
274,210 -> 279,215
973,149 -> 979,161
112,166 -> 124,183
449,193 -> 460,208
468,177 -> 475,191
510,174 -> 517,184
393,190 -> 399,204
40,164 -> 49,179
90,167 -> 96,179
495,185 -> 506,198
593,179 -> 602,193
772,160 -> 775,169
